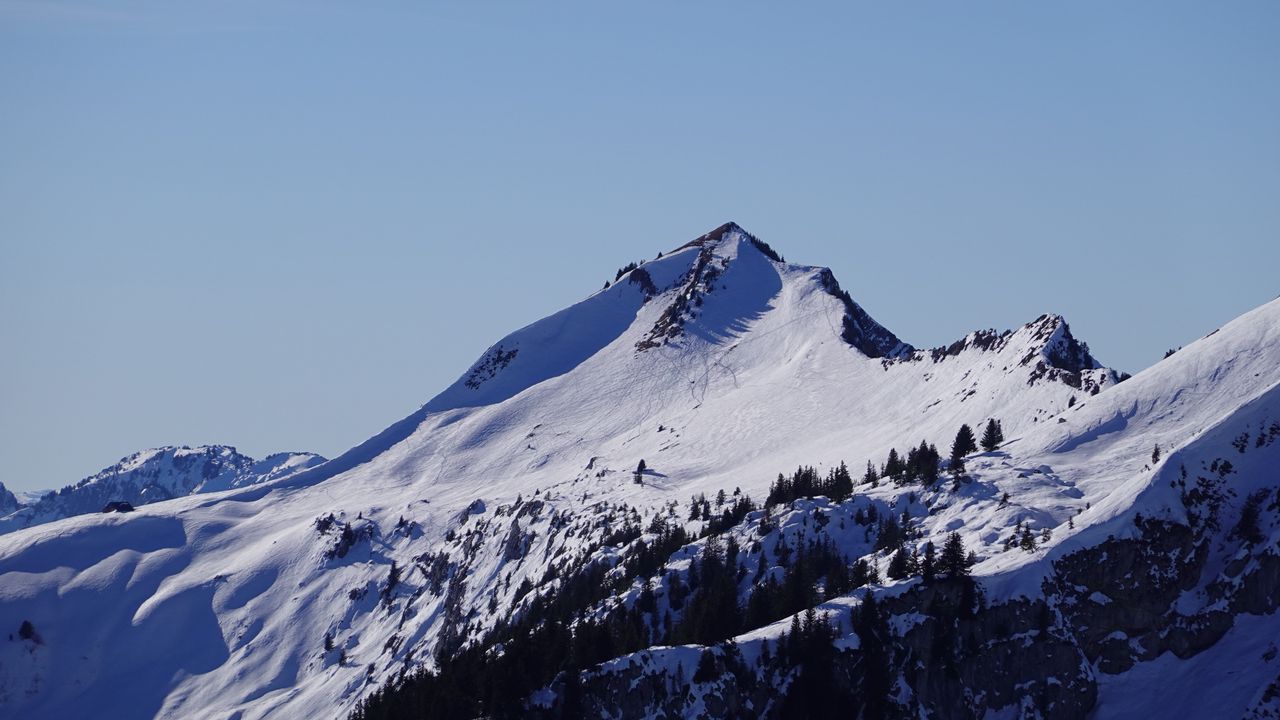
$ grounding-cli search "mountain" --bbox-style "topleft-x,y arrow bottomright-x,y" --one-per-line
0,483 -> 20,516
0,446 -> 327,536
0,223 -> 1275,720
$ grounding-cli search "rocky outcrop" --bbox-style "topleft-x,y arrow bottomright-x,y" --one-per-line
549,509 -> 1280,719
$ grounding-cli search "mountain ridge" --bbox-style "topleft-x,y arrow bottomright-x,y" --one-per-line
0,445 -> 326,536
0,224 -> 1275,720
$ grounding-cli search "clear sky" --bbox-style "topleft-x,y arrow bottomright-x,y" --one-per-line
2,2 -> 1277,492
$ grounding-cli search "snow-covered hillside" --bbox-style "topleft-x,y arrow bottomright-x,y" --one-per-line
0,446 -> 326,536
0,223 -> 1275,719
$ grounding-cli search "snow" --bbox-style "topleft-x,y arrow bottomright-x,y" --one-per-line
1094,611 -> 1280,719
0,223 -> 1277,718
0,446 -> 326,536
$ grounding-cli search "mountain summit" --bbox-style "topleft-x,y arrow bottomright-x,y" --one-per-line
0,224 -> 1275,720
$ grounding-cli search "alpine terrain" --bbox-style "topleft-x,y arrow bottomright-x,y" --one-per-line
0,446 -> 327,536
1,223 -> 1278,719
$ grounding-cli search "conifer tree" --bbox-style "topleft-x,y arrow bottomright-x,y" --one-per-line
853,592 -> 892,718
981,418 -> 1004,452
921,541 -> 937,584
1019,524 -> 1037,552
692,649 -> 719,682
886,547 -> 912,580
864,460 -> 879,487
951,424 -> 977,472
830,461 -> 854,502
941,532 -> 970,578
884,448 -> 904,483
918,440 -> 940,485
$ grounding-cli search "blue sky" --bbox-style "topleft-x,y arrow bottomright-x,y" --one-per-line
2,1 -> 1277,492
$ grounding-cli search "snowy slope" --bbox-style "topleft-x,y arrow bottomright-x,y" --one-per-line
0,223 -> 1273,719
0,446 -> 326,536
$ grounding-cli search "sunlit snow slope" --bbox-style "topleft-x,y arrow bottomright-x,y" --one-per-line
0,223 -> 1273,719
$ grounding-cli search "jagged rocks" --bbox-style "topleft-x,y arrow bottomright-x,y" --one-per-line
464,345 -> 519,390
1051,515 -> 1280,675
889,584 -> 1094,720
503,520 -> 531,561
636,245 -> 718,351
816,268 -> 913,359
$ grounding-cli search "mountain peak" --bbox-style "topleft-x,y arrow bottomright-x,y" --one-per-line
690,221 -> 745,245
674,222 -> 786,263
1014,313 -> 1103,374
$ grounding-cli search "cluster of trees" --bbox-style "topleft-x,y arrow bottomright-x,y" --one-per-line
762,420 -> 1005,503
686,489 -> 757,535
613,261 -> 641,281
745,537 -> 878,633
766,463 -> 855,505
881,442 -> 942,486
772,608 -> 852,719
352,423 -> 1008,719
885,532 -> 975,582
872,419 -> 1003,488
1001,521 -> 1050,552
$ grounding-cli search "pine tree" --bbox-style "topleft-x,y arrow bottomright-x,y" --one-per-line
886,547 -> 912,580
853,592 -> 892,718
1019,524 -> 1037,552
830,461 -> 854,502
981,418 -> 1003,452
884,448 -> 904,482
954,424 -> 977,456
692,649 -> 719,682
921,541 -> 937,584
941,532 -> 970,578
1151,445 -> 1161,464
863,460 -> 879,488
950,424 -> 977,474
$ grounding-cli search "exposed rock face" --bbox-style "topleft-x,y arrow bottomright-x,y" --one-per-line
0,483 -> 19,515
817,268 -> 914,359
636,244 -> 719,352
549,510 -> 1280,719
888,584 -> 1094,720
1053,514 -> 1280,674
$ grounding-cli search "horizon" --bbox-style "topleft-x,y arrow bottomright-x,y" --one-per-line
4,228 -> 1269,494
3,2 -> 1278,492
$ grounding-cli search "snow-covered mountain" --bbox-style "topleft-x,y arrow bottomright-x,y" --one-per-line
0,483 -> 20,516
0,446 -> 326,536
0,223 -> 1276,720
